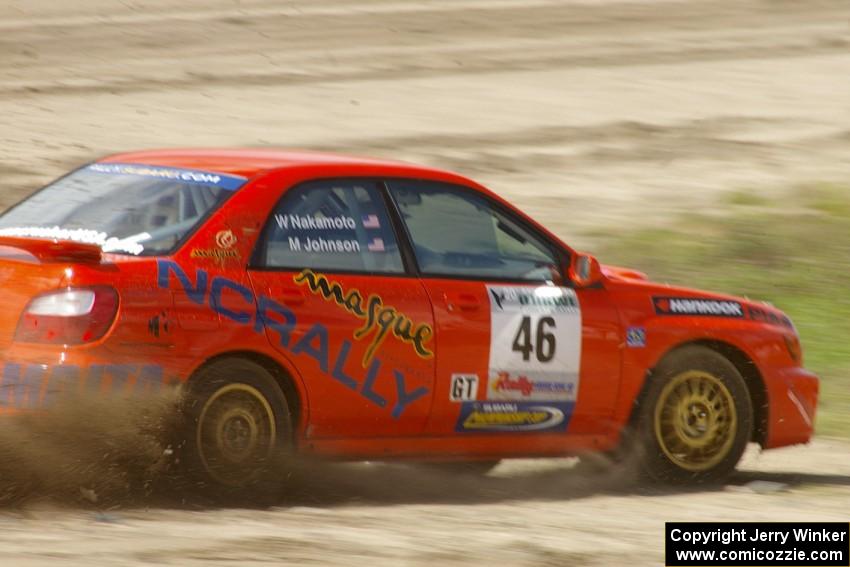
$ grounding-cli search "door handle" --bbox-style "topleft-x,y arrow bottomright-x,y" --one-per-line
444,292 -> 480,312
277,287 -> 306,306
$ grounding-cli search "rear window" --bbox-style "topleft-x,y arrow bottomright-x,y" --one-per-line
0,163 -> 246,256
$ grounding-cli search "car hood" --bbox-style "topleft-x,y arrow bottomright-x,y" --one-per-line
600,263 -> 794,329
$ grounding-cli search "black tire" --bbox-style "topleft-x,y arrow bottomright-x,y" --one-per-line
636,346 -> 752,483
182,358 -> 292,492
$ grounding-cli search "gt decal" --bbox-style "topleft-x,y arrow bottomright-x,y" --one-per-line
158,260 -> 429,419
294,269 -> 434,365
450,373 -> 479,402
486,285 -> 581,404
455,402 -> 572,433
653,297 -> 744,318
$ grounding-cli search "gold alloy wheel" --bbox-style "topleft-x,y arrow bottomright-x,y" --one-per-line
197,383 -> 277,486
653,370 -> 738,472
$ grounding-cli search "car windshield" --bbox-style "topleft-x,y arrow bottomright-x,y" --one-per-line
0,163 -> 247,256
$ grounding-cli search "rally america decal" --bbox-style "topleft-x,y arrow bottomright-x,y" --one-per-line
457,402 -> 570,433
653,296 -> 744,318
456,285 -> 581,433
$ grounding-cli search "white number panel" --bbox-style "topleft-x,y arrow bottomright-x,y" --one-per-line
486,285 -> 581,402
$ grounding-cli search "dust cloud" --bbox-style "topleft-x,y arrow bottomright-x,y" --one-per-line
0,384 -> 645,510
0,391 -> 181,507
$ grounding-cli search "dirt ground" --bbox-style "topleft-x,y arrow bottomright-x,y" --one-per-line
1,0 -> 850,564
1,434 -> 850,567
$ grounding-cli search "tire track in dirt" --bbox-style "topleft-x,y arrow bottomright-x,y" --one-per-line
1,0 -> 848,98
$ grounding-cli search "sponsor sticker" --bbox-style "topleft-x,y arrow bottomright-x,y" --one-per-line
488,285 -> 579,313
294,269 -> 434,365
456,401 -> 572,433
0,226 -> 151,255
449,373 -> 479,402
87,163 -> 246,191
190,248 -> 239,260
653,296 -> 744,318
216,229 -> 237,249
0,361 -> 167,408
488,371 -> 574,401
626,326 -> 646,348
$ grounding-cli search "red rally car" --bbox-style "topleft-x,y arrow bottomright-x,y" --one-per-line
0,149 -> 818,487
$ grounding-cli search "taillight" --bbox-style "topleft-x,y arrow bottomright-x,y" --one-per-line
15,287 -> 119,345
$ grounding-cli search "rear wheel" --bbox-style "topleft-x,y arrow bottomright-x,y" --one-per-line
183,358 -> 292,489
637,346 -> 752,483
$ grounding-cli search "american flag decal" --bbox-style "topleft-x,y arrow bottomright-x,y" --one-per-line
362,214 -> 380,229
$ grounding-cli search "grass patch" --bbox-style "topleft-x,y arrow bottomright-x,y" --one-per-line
725,189 -> 770,207
596,186 -> 850,437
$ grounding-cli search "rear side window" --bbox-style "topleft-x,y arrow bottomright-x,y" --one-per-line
257,180 -> 404,274
387,180 -> 560,281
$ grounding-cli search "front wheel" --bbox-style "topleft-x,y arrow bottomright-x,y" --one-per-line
637,346 -> 752,483
183,358 -> 292,489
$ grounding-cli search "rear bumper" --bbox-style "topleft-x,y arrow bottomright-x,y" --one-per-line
0,347 -> 172,411
763,366 -> 819,449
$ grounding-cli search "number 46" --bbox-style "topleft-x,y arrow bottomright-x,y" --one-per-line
512,316 -> 556,362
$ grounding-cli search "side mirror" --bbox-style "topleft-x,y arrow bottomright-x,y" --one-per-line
569,252 -> 604,288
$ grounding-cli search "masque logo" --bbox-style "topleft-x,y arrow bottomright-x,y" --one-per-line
294,270 -> 434,366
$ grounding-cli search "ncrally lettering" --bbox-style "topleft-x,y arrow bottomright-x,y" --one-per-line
157,260 -> 429,419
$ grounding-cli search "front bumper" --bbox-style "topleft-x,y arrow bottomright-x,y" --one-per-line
763,366 -> 819,449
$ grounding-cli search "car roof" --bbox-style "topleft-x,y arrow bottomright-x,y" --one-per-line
101,148 -> 463,182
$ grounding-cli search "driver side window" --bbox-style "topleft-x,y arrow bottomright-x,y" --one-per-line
258,180 -> 405,274
387,180 -> 560,282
